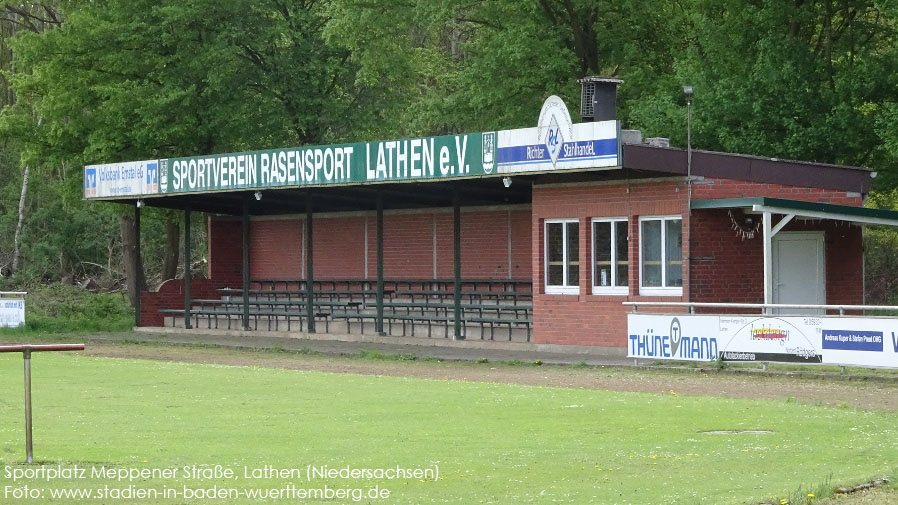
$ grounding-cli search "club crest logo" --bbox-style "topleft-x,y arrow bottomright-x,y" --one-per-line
544,117 -> 563,165
537,95 -> 574,168
482,132 -> 496,174
159,159 -> 169,193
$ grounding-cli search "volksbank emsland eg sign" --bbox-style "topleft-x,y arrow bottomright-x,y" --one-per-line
83,97 -> 620,199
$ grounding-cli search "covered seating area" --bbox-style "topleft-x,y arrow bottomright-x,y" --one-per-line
133,175 -> 538,343
160,277 -> 533,341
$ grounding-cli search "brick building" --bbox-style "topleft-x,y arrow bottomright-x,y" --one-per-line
87,81 -> 896,354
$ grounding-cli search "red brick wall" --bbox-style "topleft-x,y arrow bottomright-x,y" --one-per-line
208,218 -> 243,287
142,216 -> 240,326
218,210 -> 532,282
365,215 -> 376,279
823,223 -> 864,307
531,180 -> 690,347
434,209 -> 532,279
139,278 -> 219,327
510,210 -> 532,279
461,211 -> 509,278
690,179 -> 863,309
690,209 -> 763,305
382,213 -> 434,278
312,215 -> 366,279
434,212 -> 452,278
690,211 -> 863,308
528,178 -> 865,347
250,218 -> 303,279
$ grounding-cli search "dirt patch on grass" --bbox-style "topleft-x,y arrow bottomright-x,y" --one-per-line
74,341 -> 898,411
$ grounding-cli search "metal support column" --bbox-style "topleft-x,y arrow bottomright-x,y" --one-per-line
184,208 -> 192,329
762,210 -> 772,314
453,190 -> 463,340
23,347 -> 32,464
242,197 -> 251,331
134,203 -> 142,327
306,197 -> 315,333
376,192 -> 385,335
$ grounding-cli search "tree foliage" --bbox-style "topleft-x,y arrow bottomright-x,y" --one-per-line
0,0 -> 897,301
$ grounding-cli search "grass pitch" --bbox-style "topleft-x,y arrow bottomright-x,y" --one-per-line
0,353 -> 896,504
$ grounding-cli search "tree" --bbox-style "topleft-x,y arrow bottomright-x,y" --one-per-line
1,0 -> 351,301
627,0 -> 898,188
325,0 -> 683,138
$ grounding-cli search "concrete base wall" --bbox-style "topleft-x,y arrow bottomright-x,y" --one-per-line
163,315 -> 532,343
135,326 -> 627,357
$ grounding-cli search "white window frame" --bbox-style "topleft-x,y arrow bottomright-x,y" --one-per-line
591,218 -> 629,295
544,219 -> 579,295
638,215 -> 683,296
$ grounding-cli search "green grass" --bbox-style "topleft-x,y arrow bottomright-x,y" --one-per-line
0,354 -> 896,504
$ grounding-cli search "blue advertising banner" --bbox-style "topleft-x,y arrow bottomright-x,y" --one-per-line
822,329 -> 884,352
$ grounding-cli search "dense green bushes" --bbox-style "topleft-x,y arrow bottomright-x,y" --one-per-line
0,283 -> 133,335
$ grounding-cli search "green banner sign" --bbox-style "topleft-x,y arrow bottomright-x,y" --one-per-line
159,133 -> 492,194
85,97 -> 622,199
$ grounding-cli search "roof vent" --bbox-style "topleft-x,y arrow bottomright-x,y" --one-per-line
578,76 -> 622,122
645,137 -> 670,148
621,129 -> 643,145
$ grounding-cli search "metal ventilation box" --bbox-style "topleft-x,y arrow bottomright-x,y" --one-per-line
579,76 -> 623,122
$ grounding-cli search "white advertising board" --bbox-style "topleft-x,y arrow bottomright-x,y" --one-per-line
628,313 -> 898,368
84,159 -> 159,199
0,298 -> 25,328
626,314 -> 720,361
496,96 -> 619,174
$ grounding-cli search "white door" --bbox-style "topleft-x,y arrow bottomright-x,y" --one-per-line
772,232 -> 825,314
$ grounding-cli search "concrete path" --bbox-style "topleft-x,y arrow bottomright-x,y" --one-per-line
88,328 -> 639,366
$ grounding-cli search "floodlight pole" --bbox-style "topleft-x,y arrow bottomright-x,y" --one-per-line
0,344 -> 85,464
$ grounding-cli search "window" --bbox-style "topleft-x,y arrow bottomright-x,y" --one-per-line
639,216 -> 683,295
545,219 -> 579,294
592,218 -> 628,294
